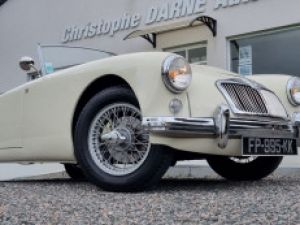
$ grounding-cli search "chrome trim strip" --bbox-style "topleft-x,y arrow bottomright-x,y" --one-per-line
143,117 -> 216,135
213,104 -> 230,148
286,77 -> 300,106
143,117 -> 296,137
143,113 -> 299,149
161,55 -> 192,94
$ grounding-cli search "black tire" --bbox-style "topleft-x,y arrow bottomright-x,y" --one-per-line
73,86 -> 173,192
64,164 -> 86,181
207,156 -> 283,181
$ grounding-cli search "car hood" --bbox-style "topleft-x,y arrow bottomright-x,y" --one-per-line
191,64 -> 239,79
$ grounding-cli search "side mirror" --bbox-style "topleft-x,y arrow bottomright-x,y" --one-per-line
19,56 -> 35,71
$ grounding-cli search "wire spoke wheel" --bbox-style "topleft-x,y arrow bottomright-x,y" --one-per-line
88,103 -> 150,176
75,87 -> 173,191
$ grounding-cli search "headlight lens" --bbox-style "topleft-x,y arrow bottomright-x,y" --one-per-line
287,77 -> 300,105
162,55 -> 192,93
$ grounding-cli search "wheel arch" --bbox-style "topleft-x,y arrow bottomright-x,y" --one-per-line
71,74 -> 139,138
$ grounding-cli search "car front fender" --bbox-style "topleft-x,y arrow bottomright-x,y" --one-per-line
249,75 -> 300,116
0,52 -> 191,162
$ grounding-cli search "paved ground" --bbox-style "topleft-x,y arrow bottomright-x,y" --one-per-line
0,155 -> 298,181
0,167 -> 299,225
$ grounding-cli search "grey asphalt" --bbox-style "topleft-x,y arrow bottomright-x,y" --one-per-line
0,166 -> 299,225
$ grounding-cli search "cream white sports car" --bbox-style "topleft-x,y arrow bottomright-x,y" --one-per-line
1,45 -> 299,191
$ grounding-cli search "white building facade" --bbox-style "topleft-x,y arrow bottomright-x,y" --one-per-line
1,0 -> 300,91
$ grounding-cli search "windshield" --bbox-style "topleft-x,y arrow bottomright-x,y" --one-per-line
37,45 -> 115,75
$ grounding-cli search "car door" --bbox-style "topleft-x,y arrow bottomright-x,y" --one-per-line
0,89 -> 23,149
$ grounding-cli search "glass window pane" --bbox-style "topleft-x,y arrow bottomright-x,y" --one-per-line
39,46 -> 114,74
230,28 -> 300,77
173,50 -> 186,58
188,47 -> 207,64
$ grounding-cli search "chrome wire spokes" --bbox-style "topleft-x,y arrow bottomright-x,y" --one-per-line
88,103 -> 150,176
229,156 -> 258,164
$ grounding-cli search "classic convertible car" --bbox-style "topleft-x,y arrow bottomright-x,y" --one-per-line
0,45 -> 299,191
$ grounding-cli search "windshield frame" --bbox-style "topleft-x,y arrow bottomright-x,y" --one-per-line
37,44 -> 117,76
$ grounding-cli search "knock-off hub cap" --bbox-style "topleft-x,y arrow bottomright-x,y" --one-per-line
88,103 -> 150,176
101,129 -> 128,145
101,127 -> 135,163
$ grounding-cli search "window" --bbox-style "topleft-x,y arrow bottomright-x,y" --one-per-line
165,43 -> 207,65
230,27 -> 300,76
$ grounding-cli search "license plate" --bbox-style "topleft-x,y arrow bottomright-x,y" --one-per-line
242,137 -> 298,156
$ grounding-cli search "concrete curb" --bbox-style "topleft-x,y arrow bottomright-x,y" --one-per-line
164,165 -> 300,179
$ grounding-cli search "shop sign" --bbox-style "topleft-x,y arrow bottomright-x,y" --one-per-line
145,0 -> 206,25
62,0 -> 259,43
215,0 -> 258,10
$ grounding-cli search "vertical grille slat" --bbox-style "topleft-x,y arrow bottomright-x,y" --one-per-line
245,86 -> 260,111
221,83 -> 268,114
227,84 -> 243,110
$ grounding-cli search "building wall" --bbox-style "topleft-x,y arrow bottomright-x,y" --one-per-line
1,0 -> 300,92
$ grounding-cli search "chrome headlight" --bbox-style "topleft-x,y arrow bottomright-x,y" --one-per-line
287,77 -> 300,105
162,55 -> 192,93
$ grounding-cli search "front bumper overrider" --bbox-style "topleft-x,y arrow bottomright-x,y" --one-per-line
142,105 -> 300,149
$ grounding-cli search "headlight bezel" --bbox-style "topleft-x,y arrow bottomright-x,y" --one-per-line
161,55 -> 192,94
287,77 -> 300,106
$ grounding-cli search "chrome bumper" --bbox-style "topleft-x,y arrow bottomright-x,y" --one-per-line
142,105 -> 300,149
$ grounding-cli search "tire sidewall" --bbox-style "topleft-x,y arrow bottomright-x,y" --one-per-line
64,164 -> 86,181
207,156 -> 283,181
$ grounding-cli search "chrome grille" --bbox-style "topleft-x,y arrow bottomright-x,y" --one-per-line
220,83 -> 268,114
217,78 -> 288,119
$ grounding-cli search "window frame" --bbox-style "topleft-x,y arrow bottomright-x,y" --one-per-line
164,42 -> 208,65
227,24 -> 300,72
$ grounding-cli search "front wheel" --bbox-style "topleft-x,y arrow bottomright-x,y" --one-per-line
74,87 -> 173,192
207,156 -> 283,181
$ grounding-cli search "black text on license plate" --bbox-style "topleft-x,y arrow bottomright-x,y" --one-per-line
243,137 -> 297,155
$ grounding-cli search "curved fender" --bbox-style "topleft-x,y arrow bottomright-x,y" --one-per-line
0,52 -> 191,162
249,75 -> 300,116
